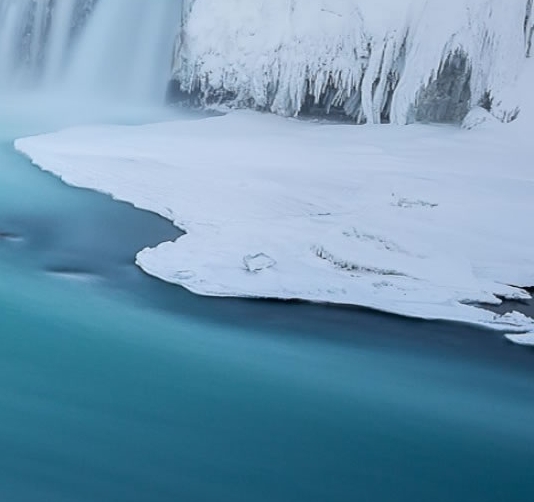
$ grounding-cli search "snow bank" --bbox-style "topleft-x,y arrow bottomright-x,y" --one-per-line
171,0 -> 532,124
15,107 -> 534,344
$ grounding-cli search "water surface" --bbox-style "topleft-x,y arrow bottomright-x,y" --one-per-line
0,104 -> 533,502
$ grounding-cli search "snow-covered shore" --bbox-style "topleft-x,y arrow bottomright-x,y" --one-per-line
15,103 -> 534,345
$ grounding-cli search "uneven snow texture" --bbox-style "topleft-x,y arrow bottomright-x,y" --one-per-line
172,0 -> 533,124
15,99 -> 534,343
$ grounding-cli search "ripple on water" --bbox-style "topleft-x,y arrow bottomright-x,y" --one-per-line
0,231 -> 23,242
45,267 -> 101,283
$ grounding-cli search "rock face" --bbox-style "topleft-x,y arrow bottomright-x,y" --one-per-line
169,0 -> 533,124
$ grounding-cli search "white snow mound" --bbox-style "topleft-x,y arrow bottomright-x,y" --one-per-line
14,104 -> 534,344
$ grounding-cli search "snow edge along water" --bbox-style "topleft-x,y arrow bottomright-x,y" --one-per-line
14,108 -> 534,347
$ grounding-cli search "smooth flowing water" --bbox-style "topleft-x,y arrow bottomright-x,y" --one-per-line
0,0 -> 181,103
0,102 -> 534,502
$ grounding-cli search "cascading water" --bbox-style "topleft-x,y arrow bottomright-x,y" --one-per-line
0,0 -> 96,89
64,0 -> 182,103
42,0 -> 79,84
0,0 -> 182,104
0,0 -> 49,86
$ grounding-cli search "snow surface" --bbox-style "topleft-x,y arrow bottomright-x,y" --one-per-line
15,86 -> 534,344
173,0 -> 532,124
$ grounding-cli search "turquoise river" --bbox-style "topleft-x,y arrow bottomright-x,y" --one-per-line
0,101 -> 533,502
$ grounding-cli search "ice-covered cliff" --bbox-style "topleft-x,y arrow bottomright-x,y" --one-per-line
170,0 -> 533,124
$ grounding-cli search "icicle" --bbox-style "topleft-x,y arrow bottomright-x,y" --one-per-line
172,0 -> 532,124
526,0 -> 534,57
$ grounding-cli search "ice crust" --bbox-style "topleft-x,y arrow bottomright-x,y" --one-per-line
172,0 -> 532,124
15,90 -> 534,344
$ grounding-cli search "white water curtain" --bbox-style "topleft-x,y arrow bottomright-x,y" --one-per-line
0,0 -> 182,104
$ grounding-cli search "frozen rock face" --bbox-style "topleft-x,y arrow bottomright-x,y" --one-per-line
170,0 -> 533,124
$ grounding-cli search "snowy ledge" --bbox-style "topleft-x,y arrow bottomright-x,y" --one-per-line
15,110 -> 534,345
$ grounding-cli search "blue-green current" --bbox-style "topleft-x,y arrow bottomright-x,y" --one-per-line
0,105 -> 533,502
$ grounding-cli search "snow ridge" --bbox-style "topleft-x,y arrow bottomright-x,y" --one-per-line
170,0 -> 532,124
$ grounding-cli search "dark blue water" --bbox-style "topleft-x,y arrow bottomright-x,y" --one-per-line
1,107 -> 533,502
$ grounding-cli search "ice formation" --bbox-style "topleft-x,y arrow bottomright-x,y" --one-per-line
171,0 -> 533,124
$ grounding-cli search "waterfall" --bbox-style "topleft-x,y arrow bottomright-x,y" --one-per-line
0,0 -> 182,104
0,0 -> 47,87
64,0 -> 181,103
43,0 -> 78,84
